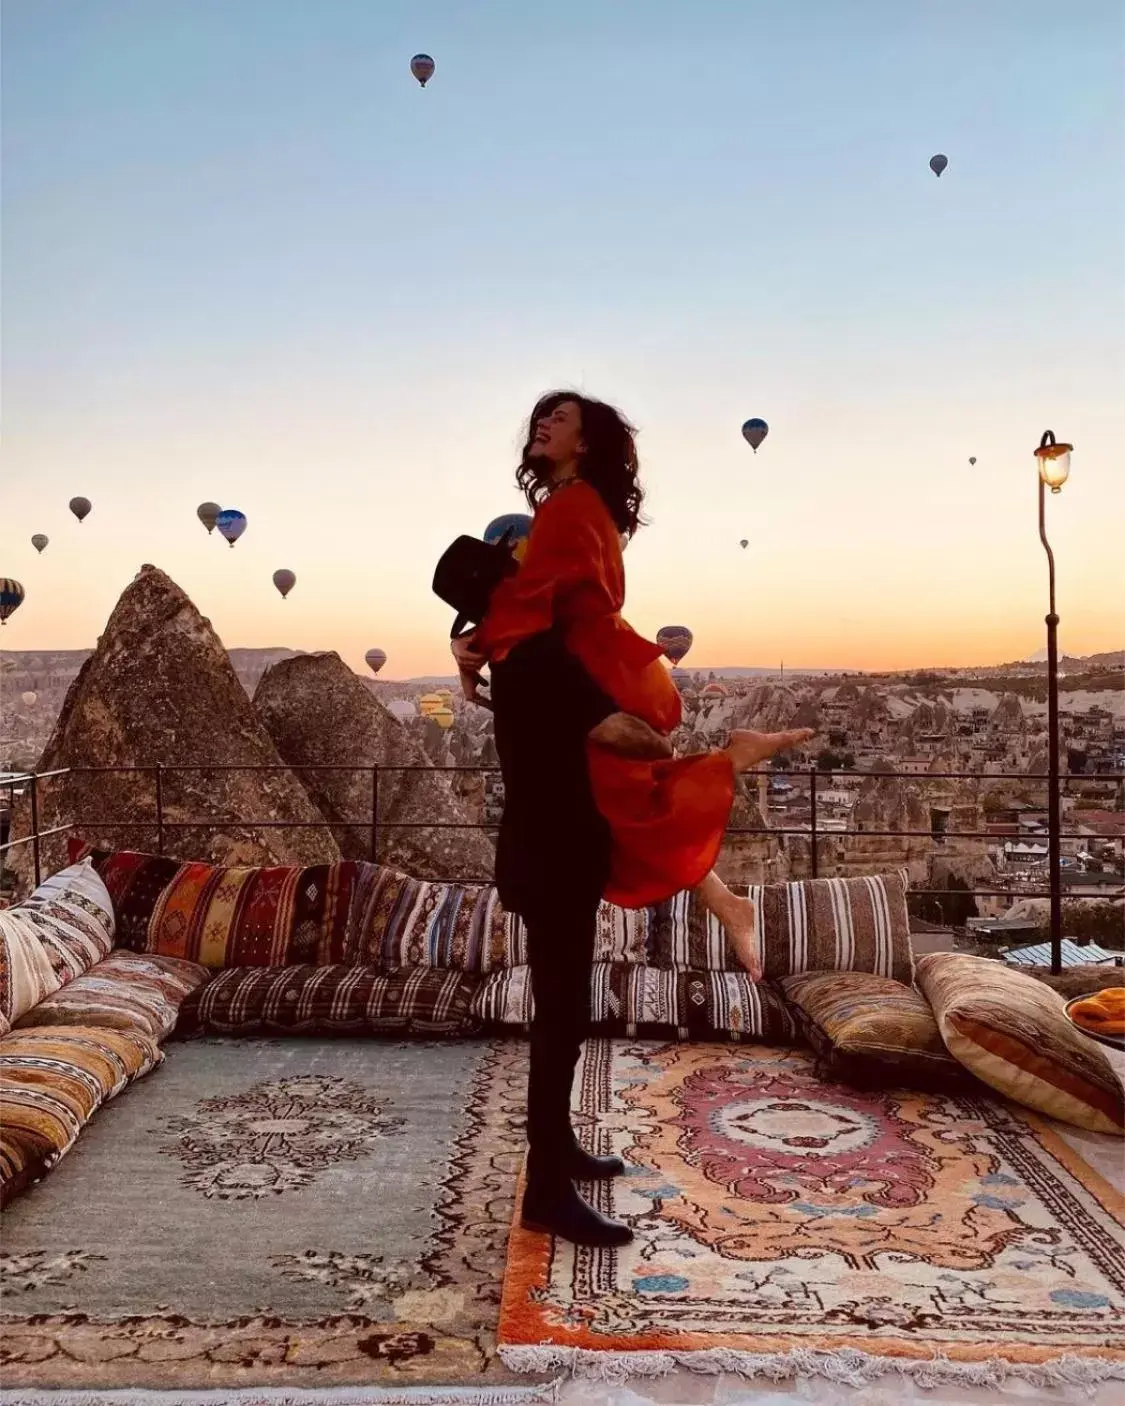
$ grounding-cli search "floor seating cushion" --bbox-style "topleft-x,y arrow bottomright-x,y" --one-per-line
0,860 -> 115,1026
0,1024 -> 162,1207
472,961 -> 798,1042
779,970 -> 971,1089
347,864 -> 517,970
175,963 -> 482,1037
71,843 -> 357,969
647,872 -> 915,982
14,951 -> 211,1041
916,953 -> 1125,1135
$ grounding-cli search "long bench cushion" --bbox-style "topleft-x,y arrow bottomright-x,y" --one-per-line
15,952 -> 211,1042
916,953 -> 1125,1136
0,1024 -> 162,1207
1,861 -> 115,1026
71,843 -> 357,970
471,961 -> 797,1043
648,871 -> 914,982
175,963 -> 482,1037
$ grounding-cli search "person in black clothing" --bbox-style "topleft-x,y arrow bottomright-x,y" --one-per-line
452,627 -> 670,1248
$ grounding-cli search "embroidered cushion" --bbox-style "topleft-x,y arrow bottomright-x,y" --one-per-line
648,871 -> 913,982
15,951 -> 211,1042
471,961 -> 797,1043
916,953 -> 1125,1135
0,1025 -> 162,1206
72,844 -> 356,970
779,970 -> 971,1089
0,860 -> 115,1024
175,963 -> 482,1037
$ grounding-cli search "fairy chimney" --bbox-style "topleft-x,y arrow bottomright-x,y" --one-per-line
6,566 -> 339,893
253,651 -> 495,881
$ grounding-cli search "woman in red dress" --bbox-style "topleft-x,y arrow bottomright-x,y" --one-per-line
459,392 -> 813,979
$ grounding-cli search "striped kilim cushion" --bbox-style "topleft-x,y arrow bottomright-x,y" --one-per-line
471,962 -> 797,1042
649,871 -> 913,982
916,953 -> 1125,1135
0,1024 -> 162,1207
1,861 -> 116,1024
15,951 -> 211,1042
74,846 -> 357,970
346,864 -> 515,971
175,963 -> 482,1037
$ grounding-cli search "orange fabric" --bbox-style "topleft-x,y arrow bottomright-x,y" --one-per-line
477,480 -> 734,909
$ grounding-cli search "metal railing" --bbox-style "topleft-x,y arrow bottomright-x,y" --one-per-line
2,763 -> 1122,923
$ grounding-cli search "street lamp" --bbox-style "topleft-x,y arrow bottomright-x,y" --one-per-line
1033,431 -> 1072,975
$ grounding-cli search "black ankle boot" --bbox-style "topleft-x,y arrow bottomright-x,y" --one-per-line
521,1179 -> 633,1247
565,1145 -> 626,1181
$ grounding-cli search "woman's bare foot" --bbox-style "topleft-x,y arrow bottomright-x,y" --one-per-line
694,870 -> 763,981
725,727 -> 814,774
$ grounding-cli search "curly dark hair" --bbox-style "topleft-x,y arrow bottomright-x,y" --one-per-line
516,391 -> 646,536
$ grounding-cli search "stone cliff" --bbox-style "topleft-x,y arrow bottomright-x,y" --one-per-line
7,566 -> 339,893
253,652 -> 495,881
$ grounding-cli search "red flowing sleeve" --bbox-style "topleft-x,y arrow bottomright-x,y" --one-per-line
474,482 -> 614,662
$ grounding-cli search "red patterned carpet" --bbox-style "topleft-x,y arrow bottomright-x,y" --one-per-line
500,1040 -> 1125,1388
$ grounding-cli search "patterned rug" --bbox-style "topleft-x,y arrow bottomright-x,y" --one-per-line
499,1040 -> 1125,1388
0,1036 -> 544,1396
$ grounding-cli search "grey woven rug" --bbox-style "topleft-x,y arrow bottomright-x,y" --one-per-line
0,1036 -> 536,1396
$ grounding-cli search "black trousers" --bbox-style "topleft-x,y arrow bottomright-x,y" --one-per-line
523,890 -> 601,1185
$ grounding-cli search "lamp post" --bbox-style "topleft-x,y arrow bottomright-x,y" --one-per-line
1033,431 -> 1072,976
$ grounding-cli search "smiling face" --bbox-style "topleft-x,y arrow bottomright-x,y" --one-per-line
527,398 -> 585,468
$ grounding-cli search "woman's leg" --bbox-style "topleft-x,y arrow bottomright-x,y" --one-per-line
694,869 -> 762,980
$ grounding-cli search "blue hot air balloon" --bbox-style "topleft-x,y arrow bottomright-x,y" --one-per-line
215,509 -> 247,547
741,418 -> 769,453
484,513 -> 533,562
0,578 -> 26,625
930,153 -> 948,177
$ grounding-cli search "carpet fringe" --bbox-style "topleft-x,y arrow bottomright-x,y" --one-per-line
0,1382 -> 562,1406
500,1343 -> 1125,1392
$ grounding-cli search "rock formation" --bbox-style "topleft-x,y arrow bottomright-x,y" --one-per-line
253,652 -> 495,881
7,566 -> 339,894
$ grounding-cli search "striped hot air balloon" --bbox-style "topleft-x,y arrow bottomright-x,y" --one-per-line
656,625 -> 693,665
0,578 -> 26,624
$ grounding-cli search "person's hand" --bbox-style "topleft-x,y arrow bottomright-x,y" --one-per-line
451,633 -> 491,709
588,712 -> 674,760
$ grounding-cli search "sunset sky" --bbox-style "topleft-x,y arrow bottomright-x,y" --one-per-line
2,0 -> 1123,679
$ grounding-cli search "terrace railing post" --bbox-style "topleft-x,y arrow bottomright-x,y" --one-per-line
154,763 -> 165,855
370,765 -> 379,864
809,764 -> 819,879
30,772 -> 42,888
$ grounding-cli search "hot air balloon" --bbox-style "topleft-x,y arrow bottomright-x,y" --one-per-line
197,502 -> 221,534
968,456 -> 977,466
364,648 -> 387,676
272,569 -> 296,599
31,534 -> 48,554
432,707 -> 455,730
69,497 -> 92,523
215,509 -> 247,546
484,512 -> 533,563
741,418 -> 768,452
930,153 -> 948,177
419,692 -> 444,717
739,539 -> 749,549
21,691 -> 37,707
0,579 -> 25,624
410,53 -> 435,87
656,625 -> 693,665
